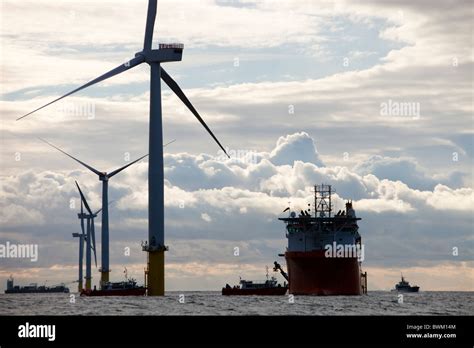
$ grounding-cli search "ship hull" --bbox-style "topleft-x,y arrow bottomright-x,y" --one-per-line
285,251 -> 362,295
392,287 -> 419,293
80,287 -> 146,296
222,287 -> 288,296
5,288 -> 69,294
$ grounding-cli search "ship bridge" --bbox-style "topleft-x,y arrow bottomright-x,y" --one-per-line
279,184 -> 362,252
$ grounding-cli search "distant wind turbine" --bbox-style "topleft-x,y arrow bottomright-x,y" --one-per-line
18,0 -> 229,296
72,200 -> 86,292
41,138 -> 147,288
75,181 -> 100,291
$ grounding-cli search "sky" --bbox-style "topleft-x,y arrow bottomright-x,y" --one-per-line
0,0 -> 472,291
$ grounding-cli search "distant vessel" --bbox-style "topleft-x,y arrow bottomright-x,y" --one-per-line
80,269 -> 145,296
222,268 -> 288,296
5,276 -> 69,294
81,279 -> 146,296
279,184 -> 367,295
392,274 -> 419,293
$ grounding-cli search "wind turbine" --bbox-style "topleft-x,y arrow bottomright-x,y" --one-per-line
73,195 -> 115,292
40,138 -> 147,288
72,200 -> 86,292
18,0 -> 229,296
75,181 -> 99,291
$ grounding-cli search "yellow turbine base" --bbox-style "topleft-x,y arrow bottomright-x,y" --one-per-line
78,283 -> 83,292
147,250 -> 165,296
101,271 -> 109,287
85,278 -> 91,290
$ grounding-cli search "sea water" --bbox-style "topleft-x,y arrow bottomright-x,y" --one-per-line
0,291 -> 472,315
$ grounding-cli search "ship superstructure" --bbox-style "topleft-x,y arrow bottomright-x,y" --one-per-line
279,184 -> 367,295
392,274 -> 419,293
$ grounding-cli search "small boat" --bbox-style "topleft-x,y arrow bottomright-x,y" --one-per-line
222,268 -> 288,296
391,274 -> 419,293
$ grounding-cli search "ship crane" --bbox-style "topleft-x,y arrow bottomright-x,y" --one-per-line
273,261 -> 289,282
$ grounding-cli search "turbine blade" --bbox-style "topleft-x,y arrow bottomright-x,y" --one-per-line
17,56 -> 145,121
91,219 -> 97,267
75,181 -> 93,215
161,68 -> 229,158
143,0 -> 157,50
94,199 -> 115,216
93,199 -> 113,215
163,139 -> 176,147
39,137 -> 102,176
107,154 -> 148,178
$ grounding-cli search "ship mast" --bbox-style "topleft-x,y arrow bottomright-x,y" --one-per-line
314,184 -> 333,218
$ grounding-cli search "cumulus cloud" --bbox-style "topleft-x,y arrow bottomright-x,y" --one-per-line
353,155 -> 466,190
269,132 -> 324,167
1,133 -> 472,292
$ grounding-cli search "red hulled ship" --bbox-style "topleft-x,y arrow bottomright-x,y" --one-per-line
279,184 -> 367,295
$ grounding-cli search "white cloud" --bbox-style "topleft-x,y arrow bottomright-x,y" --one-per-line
269,132 -> 324,167
353,155 -> 465,190
201,213 -> 212,222
426,185 -> 474,212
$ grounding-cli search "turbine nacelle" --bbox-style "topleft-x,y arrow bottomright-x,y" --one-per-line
77,212 -> 97,219
136,44 -> 183,63
77,212 -> 88,219
99,175 -> 109,182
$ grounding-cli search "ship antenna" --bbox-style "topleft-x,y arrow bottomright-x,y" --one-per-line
314,184 -> 333,218
266,266 -> 269,280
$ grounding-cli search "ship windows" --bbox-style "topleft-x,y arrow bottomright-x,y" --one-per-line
288,226 -> 302,234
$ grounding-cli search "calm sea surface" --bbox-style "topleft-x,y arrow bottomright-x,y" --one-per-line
0,291 -> 472,315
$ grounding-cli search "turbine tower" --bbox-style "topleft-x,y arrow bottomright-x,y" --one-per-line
75,181 -> 99,291
18,0 -> 229,296
71,232 -> 85,292
41,138 -> 147,288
